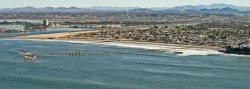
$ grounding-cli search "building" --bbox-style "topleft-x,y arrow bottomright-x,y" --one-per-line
43,19 -> 49,26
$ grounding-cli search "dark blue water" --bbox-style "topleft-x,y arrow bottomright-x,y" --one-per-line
0,25 -> 24,30
0,39 -> 250,89
0,28 -> 90,37
0,19 -> 42,23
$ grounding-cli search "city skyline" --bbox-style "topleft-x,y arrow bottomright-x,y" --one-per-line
0,0 -> 249,8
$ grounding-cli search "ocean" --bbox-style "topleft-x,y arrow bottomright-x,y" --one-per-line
0,25 -> 91,37
0,39 -> 250,89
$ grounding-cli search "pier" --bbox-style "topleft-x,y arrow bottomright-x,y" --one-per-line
21,49 -> 165,57
19,47 -> 222,58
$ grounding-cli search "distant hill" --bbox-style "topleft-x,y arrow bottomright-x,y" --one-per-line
90,6 -> 139,11
0,3 -> 250,13
184,7 -> 241,14
169,3 -> 250,11
169,5 -> 202,11
129,8 -> 154,12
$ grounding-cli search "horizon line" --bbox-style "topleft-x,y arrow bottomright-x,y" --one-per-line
0,3 -> 249,9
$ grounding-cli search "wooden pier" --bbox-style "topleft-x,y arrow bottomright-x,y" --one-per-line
19,47 -> 222,58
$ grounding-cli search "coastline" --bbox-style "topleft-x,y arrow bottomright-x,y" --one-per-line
1,30 -> 226,56
2,38 -> 225,56
6,30 -> 221,48
8,30 -> 99,39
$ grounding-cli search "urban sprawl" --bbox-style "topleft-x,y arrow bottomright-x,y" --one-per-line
1,11 -> 250,48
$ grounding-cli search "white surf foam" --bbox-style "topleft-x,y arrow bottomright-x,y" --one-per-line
1,39 -> 228,56
176,49 -> 224,56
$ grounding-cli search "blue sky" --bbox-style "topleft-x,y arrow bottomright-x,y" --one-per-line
0,0 -> 249,8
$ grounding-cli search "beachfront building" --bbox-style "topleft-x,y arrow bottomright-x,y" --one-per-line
43,19 -> 49,26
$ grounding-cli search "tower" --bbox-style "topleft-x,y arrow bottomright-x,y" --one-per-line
43,19 -> 49,26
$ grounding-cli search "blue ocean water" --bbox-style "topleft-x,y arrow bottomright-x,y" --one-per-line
0,39 -> 250,89
0,19 -> 43,23
0,25 -> 24,30
0,27 -> 90,37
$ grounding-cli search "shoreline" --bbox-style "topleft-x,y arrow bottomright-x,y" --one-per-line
7,30 -> 99,39
5,30 -> 222,49
3,38 -> 225,56
0,30 -> 230,56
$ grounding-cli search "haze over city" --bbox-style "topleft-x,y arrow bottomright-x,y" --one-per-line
0,0 -> 250,8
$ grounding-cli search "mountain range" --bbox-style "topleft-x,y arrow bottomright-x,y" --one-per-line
168,3 -> 250,11
0,3 -> 250,13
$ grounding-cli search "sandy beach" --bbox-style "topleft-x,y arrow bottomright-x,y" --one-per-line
3,30 -> 225,56
10,30 -> 99,39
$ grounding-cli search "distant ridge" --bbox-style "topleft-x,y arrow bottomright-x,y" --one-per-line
184,7 -> 241,14
169,3 -> 250,11
129,8 -> 154,12
0,3 -> 250,13
90,6 -> 139,11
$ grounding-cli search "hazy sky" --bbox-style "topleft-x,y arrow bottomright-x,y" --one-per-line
0,0 -> 249,8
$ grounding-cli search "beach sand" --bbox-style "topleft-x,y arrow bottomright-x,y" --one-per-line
11,30 -> 99,39
6,30 -> 225,56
